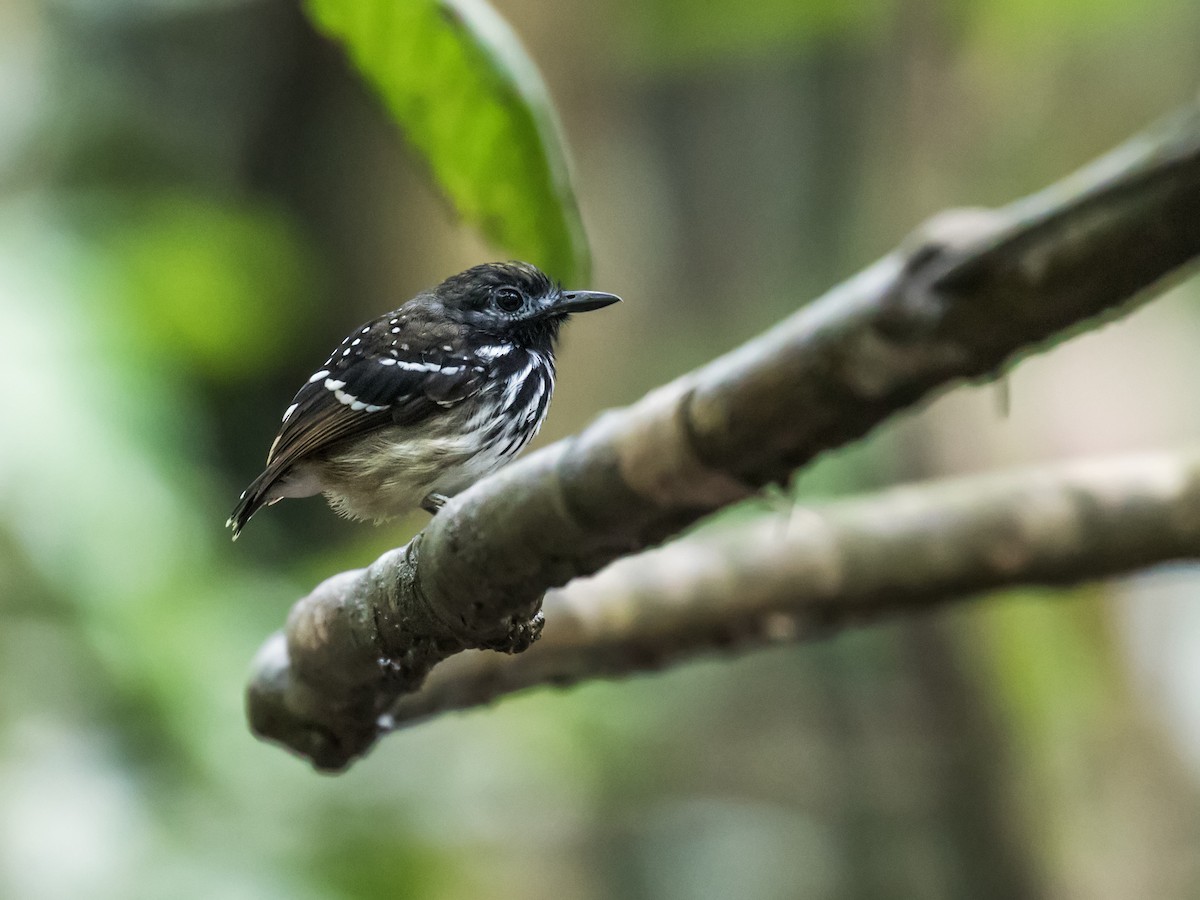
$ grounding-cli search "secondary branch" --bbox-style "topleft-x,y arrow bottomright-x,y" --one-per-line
386,448 -> 1200,727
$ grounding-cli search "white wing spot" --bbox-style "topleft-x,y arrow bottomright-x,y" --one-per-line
334,388 -> 356,406
351,338 -> 361,346
379,357 -> 397,366
282,402 -> 298,422
325,378 -> 346,390
390,327 -> 401,334
308,369 -> 330,384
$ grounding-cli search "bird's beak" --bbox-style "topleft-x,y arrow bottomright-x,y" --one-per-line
554,290 -> 621,314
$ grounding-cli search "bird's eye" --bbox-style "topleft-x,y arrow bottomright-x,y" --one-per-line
494,287 -> 524,312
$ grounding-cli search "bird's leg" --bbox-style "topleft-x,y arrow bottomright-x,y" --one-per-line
421,493 -> 450,515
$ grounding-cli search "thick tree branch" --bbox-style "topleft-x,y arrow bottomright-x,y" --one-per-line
386,447 -> 1200,726
247,102 -> 1200,771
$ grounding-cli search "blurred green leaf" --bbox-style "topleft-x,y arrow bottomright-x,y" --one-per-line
98,191 -> 319,381
965,0 -> 1183,47
972,588 -> 1113,748
625,0 -> 893,70
305,0 -> 590,284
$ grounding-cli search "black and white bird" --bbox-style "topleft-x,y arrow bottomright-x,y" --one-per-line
227,262 -> 620,538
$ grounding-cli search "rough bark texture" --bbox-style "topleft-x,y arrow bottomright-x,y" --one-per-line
387,448 -> 1200,727
247,102 -> 1200,771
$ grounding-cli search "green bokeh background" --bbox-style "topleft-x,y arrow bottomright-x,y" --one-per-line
3,1 -> 1200,897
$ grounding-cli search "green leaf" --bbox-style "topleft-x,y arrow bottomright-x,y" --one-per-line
305,0 -> 590,284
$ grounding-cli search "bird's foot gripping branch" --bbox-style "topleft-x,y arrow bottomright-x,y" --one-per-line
247,100 -> 1200,772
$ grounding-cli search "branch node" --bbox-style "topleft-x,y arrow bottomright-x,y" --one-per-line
878,207 -> 1007,340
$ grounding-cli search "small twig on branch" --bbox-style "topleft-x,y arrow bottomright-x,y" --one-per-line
386,448 -> 1200,727
246,101 -> 1200,772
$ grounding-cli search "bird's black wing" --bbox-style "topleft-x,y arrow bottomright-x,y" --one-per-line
266,353 -> 482,469
228,335 -> 485,536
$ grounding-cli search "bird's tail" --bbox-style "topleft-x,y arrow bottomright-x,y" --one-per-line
226,472 -> 275,540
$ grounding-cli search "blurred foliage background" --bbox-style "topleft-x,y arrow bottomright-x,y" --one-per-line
3,0 -> 1200,897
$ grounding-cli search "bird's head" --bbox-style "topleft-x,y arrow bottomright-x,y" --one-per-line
433,262 -> 620,348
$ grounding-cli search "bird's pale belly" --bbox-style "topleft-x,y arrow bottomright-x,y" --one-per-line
309,399 -> 545,522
